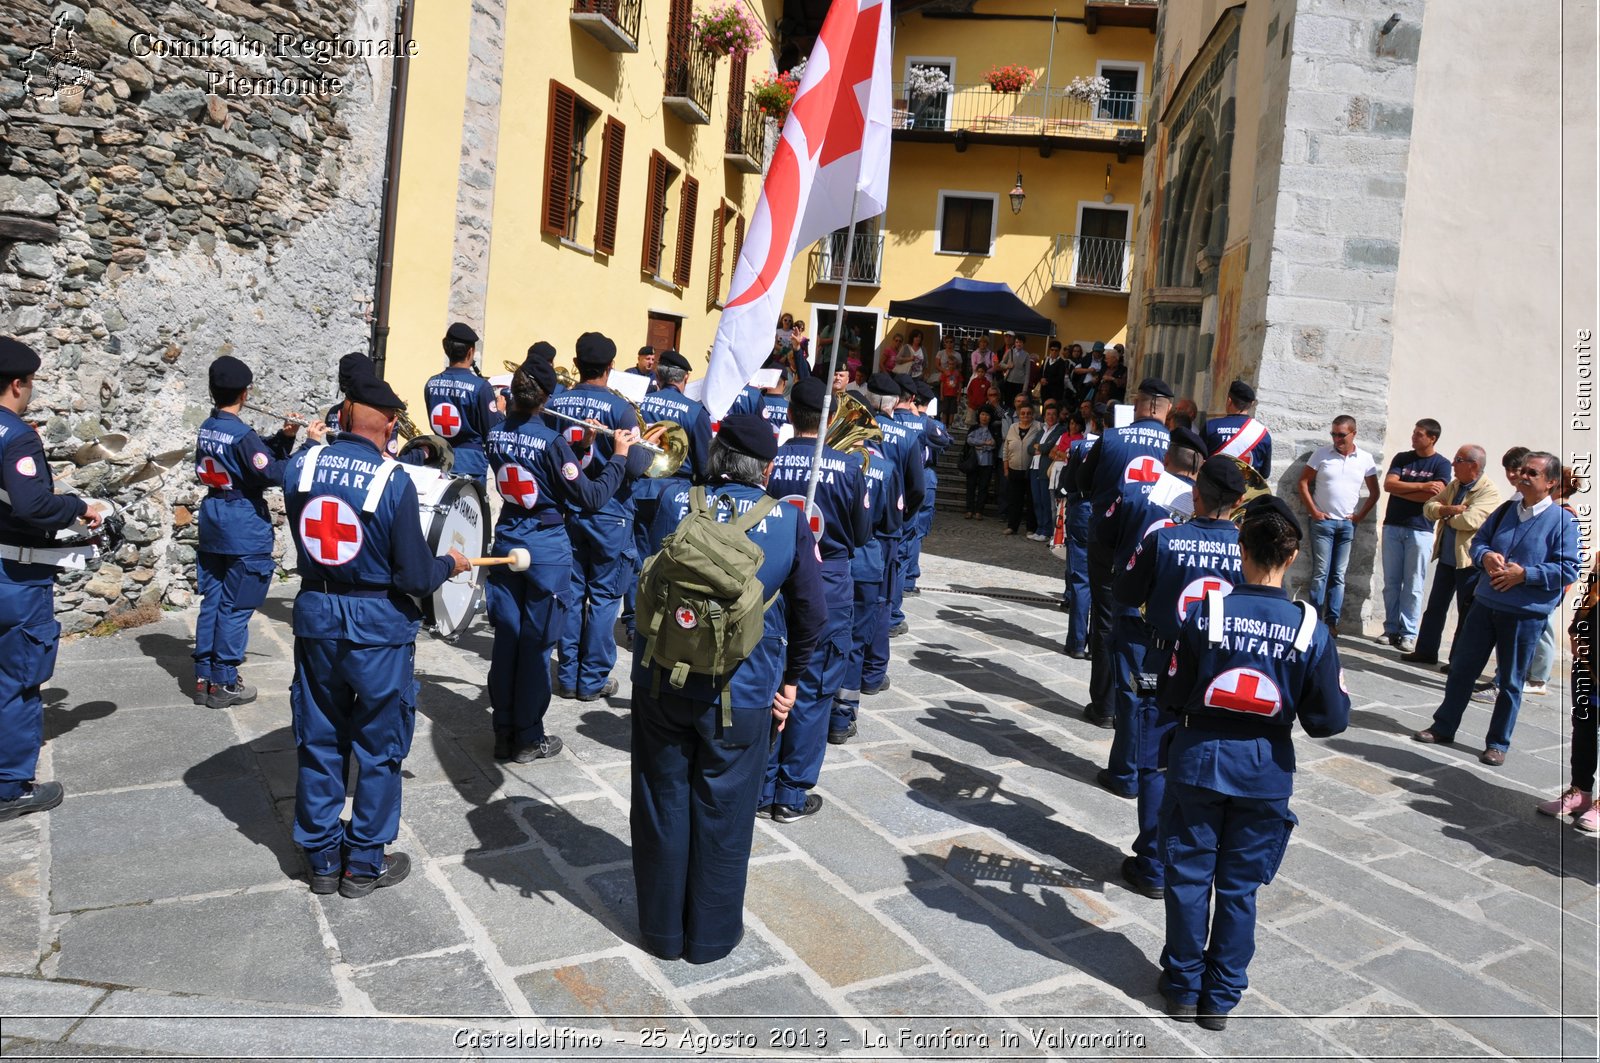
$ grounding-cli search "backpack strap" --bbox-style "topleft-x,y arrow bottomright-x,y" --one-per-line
1206,588 -> 1227,646
1292,600 -> 1318,652
296,445 -> 327,494
731,494 -> 779,533
361,459 -> 402,514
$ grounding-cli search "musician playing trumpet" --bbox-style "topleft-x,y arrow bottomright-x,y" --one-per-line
193,355 -> 328,710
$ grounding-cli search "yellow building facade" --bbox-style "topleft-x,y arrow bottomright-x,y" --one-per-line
780,0 -> 1155,362
382,0 -> 782,407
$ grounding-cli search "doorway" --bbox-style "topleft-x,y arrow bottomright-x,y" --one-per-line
646,312 -> 681,354
812,306 -> 883,378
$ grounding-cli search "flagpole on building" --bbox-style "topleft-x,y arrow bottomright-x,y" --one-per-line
804,179 -> 865,514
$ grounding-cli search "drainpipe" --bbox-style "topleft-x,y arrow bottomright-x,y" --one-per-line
370,0 -> 415,379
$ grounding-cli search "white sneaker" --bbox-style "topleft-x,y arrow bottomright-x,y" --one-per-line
1396,636 -> 1417,653
1525,682 -> 1549,696
1373,632 -> 1395,646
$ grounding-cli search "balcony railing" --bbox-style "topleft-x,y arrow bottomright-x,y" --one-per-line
725,98 -> 769,173
1052,234 -> 1132,294
570,0 -> 641,52
893,84 -> 1148,144
810,232 -> 886,287
664,42 -> 715,124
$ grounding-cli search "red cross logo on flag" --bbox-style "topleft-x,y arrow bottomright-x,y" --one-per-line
675,605 -> 698,629
1124,455 -> 1162,484
430,402 -> 463,438
779,494 -> 825,540
1204,667 -> 1283,717
496,464 -> 539,508
299,495 -> 363,566
196,456 -> 233,490
1178,577 -> 1232,624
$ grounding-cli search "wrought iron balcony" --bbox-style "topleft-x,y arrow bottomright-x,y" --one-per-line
725,97 -> 769,174
1052,234 -> 1132,294
810,232 -> 885,287
664,41 -> 715,125
892,84 -> 1148,151
570,0 -> 641,52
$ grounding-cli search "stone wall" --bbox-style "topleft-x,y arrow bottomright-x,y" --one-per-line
0,0 -> 393,631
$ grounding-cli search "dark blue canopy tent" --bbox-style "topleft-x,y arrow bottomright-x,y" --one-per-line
886,278 -> 1056,336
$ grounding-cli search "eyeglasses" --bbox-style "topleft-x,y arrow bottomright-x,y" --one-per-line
1517,465 -> 1547,477
1330,431 -> 1351,439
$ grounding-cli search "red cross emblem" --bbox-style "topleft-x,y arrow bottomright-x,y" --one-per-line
299,496 -> 362,566
1178,577 -> 1232,624
1204,667 -> 1282,717
779,495 -> 825,539
675,605 -> 698,629
196,456 -> 233,490
1124,455 -> 1162,484
565,425 -> 588,447
496,463 -> 539,508
430,402 -> 462,437
710,420 -> 720,435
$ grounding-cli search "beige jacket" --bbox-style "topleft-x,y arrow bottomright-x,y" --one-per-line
1422,476 -> 1503,567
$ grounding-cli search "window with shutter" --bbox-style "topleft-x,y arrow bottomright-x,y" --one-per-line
673,174 -> 699,288
729,213 -> 744,303
706,203 -> 725,311
594,117 -> 625,254
725,51 -> 747,153
642,151 -> 679,277
542,82 -> 577,238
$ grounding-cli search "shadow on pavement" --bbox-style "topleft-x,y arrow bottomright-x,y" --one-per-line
907,648 -> 1082,720
42,687 -> 116,741
135,630 -> 201,702
918,703 -> 1100,788
932,602 -> 1064,654
183,730 -> 303,878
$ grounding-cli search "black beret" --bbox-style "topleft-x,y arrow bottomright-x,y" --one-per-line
910,378 -> 935,403
891,373 -> 917,397
1243,494 -> 1302,541
525,341 -> 557,363
1137,377 -> 1175,399
717,413 -> 777,462
209,354 -> 253,391
518,355 -> 557,396
866,372 -> 900,397
658,349 -> 691,372
1170,426 -> 1208,457
445,322 -> 479,346
575,331 -> 617,368
1228,379 -> 1256,405
1198,455 -> 1247,497
0,337 -> 43,379
790,375 -> 826,413
638,345 -> 656,357
337,351 -> 373,392
346,371 -> 406,411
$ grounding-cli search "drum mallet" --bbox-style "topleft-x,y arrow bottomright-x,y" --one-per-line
469,548 -> 530,572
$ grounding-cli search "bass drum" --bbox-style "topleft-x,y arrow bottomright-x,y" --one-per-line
396,465 -> 488,640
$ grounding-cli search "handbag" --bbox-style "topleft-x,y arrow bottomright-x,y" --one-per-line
958,444 -> 978,475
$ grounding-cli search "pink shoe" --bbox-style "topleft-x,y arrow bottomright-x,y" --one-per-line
1536,786 -> 1593,818
1577,806 -> 1600,834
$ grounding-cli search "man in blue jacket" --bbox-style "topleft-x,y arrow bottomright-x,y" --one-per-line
1415,451 -> 1581,765
422,322 -> 501,484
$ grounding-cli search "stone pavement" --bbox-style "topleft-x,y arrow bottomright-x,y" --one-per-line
1,518 -> 1596,1060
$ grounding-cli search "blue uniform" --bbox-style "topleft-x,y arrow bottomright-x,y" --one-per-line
836,444 -> 893,736
627,385 -> 714,637
1114,516 -> 1242,890
1201,414 -> 1271,477
630,480 -> 825,963
324,402 -> 401,459
486,413 -> 645,752
759,395 -> 790,435
192,411 -> 294,690
890,408 -> 949,616
762,438 -> 870,810
726,385 -> 766,422
284,435 -> 455,878
1157,583 -> 1349,1018
864,410 -> 924,678
422,366 -> 502,483
1061,434 -> 1097,654
0,408 -> 88,802
548,383 -> 641,697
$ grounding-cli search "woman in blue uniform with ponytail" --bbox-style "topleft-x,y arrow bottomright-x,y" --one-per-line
1155,495 -> 1350,1030
484,344 -> 649,763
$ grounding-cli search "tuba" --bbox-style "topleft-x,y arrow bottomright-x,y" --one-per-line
1229,458 -> 1273,523
824,390 -> 883,469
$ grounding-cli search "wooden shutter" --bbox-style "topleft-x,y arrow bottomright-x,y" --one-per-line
593,116 -> 625,254
542,81 -> 577,238
673,174 -> 699,288
726,51 -> 747,150
706,202 -> 727,310
642,151 -> 669,275
730,212 -> 744,301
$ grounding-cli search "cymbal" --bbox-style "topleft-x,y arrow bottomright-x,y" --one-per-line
72,433 -> 129,466
119,447 -> 191,487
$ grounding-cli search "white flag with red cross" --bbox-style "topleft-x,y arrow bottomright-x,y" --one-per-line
705,0 -> 892,419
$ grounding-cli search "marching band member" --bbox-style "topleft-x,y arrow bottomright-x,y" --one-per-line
759,366 -> 790,435
325,352 -> 399,456
623,345 -> 659,394
422,322 -> 501,485
1060,406 -> 1101,658
639,351 -> 712,483
891,378 -> 948,615
1201,380 -> 1272,477
860,373 -> 923,692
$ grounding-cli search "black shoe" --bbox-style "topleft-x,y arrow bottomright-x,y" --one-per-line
1064,645 -> 1090,660
755,804 -> 775,820
905,588 -> 921,597
1085,708 -> 1114,729
827,722 -> 858,745
1097,769 -> 1136,799
309,869 -> 341,895
862,678 -> 891,696
1120,856 -> 1165,899
339,851 -> 411,899
577,678 -> 619,702
1157,974 -> 1196,1022
772,794 -> 824,823
1399,650 -> 1439,665
492,733 -> 513,761
0,781 -> 64,822
206,681 -> 257,709
1197,1012 -> 1229,1031
554,684 -> 577,699
888,622 -> 909,638
1058,599 -> 1071,612
512,735 -> 563,763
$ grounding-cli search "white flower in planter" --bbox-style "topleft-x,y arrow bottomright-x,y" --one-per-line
1066,74 -> 1111,104
905,64 -> 952,97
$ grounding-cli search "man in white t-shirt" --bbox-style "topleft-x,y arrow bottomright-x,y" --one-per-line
1296,414 -> 1380,636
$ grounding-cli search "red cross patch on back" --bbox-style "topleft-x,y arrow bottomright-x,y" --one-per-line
1203,667 -> 1282,717
196,456 -> 233,490
1124,455 -> 1162,484
430,402 -> 463,438
496,463 -> 539,508
1179,577 -> 1232,624
299,495 -> 363,566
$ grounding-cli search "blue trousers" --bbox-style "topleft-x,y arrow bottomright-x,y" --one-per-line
1381,526 -> 1433,638
1063,500 -> 1091,653
1131,647 -> 1176,887
764,563 -> 851,808
631,685 -> 769,963
834,571 -> 884,734
1307,517 -> 1355,626
193,551 -> 273,686
486,532 -> 571,747
1030,468 -> 1055,537
0,583 -> 59,801
1160,780 -> 1296,1014
291,638 -> 417,877
865,536 -> 900,686
1413,562 -> 1476,662
1104,615 -> 1151,795
1429,603 -> 1547,752
558,514 -> 634,697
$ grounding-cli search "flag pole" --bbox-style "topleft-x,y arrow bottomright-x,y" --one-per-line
804,179 -> 865,514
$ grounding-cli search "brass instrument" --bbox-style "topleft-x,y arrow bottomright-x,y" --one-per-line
502,358 -> 579,390
824,390 -> 883,469
1229,458 -> 1273,524
396,410 -> 421,441
541,407 -> 688,479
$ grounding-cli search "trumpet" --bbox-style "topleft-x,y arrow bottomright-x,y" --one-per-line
242,402 -> 312,427
541,408 -> 688,479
